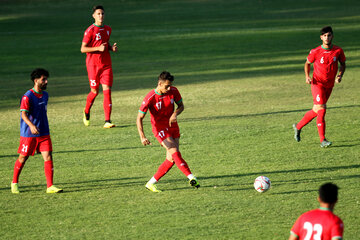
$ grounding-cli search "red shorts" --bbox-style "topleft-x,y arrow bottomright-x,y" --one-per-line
311,84 -> 333,105
152,123 -> 180,144
86,64 -> 113,89
18,135 -> 53,156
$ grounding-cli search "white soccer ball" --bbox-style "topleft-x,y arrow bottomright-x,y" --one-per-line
254,176 -> 271,193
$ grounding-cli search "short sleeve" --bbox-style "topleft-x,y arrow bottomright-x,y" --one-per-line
82,28 -> 92,44
307,49 -> 316,63
290,216 -> 301,239
339,49 -> 346,63
173,87 -> 182,104
331,218 -> 344,239
20,95 -> 30,112
139,98 -> 149,114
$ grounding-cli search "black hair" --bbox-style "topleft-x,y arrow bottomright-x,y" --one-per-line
30,68 -> 49,82
319,183 -> 338,204
158,71 -> 174,82
320,26 -> 333,35
93,5 -> 104,13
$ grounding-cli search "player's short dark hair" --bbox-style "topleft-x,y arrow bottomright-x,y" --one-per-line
320,26 -> 333,35
30,68 -> 49,82
93,5 -> 104,13
158,71 -> 174,82
319,183 -> 338,204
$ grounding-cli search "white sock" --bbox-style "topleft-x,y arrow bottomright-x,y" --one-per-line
148,177 -> 157,184
187,174 -> 195,180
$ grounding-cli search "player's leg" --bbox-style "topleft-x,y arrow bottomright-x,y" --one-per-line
84,65 -> 100,126
314,87 -> 332,147
100,67 -> 115,128
162,137 -> 200,188
293,85 -> 321,141
12,137 -> 36,193
38,136 -> 62,193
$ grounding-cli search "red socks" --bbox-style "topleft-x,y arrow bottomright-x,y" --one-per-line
296,110 -> 317,130
154,159 -> 175,181
12,159 -> 24,183
85,91 -> 98,114
103,89 -> 112,121
316,109 -> 326,142
44,161 -> 54,188
172,152 -> 192,176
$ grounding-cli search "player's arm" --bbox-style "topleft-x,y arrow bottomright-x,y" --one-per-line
80,42 -> 106,53
335,61 -> 346,83
169,100 -> 184,127
21,111 -> 39,135
304,60 -> 312,84
136,111 -> 151,146
288,234 -> 298,240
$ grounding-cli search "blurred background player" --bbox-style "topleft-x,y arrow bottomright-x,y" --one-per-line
136,71 -> 200,192
289,183 -> 344,240
81,5 -> 118,128
293,26 -> 346,147
11,68 -> 63,194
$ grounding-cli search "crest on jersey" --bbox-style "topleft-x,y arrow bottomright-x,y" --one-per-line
333,57 -> 337,62
107,31 -> 109,36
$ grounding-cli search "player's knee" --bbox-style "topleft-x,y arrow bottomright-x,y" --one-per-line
313,104 -> 326,113
18,154 -> 29,163
91,88 -> 99,95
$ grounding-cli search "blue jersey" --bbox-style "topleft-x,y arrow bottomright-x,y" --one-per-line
20,89 -> 50,137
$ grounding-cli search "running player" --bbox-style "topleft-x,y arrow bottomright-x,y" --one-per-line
11,68 -> 63,194
289,183 -> 344,240
81,5 -> 117,128
136,71 -> 200,192
293,26 -> 346,147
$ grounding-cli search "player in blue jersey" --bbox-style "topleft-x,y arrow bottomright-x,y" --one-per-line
11,68 -> 63,194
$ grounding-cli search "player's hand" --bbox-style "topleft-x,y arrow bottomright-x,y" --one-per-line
335,75 -> 342,83
305,76 -> 312,84
98,43 -> 107,52
112,43 -> 118,52
169,113 -> 177,127
30,125 -> 40,135
141,137 -> 151,146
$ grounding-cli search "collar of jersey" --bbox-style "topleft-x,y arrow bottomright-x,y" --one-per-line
319,207 -> 332,211
321,44 -> 333,50
154,89 -> 163,95
32,88 -> 42,94
93,23 -> 104,28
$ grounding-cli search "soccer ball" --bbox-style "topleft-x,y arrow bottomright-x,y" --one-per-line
254,176 -> 271,193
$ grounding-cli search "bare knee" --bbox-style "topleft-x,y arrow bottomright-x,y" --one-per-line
18,154 -> 29,164
313,104 -> 326,113
91,88 -> 99,95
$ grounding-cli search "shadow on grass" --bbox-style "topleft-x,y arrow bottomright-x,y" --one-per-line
182,104 -> 360,122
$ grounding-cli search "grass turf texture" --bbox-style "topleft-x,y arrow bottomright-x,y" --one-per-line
1,0 -> 360,239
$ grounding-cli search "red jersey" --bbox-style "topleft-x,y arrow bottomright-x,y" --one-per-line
290,208 -> 344,240
139,87 -> 182,128
307,45 -> 346,88
82,24 -> 112,66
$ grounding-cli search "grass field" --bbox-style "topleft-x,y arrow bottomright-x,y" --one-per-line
1,0 -> 360,239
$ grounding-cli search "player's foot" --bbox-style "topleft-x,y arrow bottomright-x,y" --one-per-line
103,121 -> 115,128
46,185 -> 63,193
145,182 -> 162,193
83,110 -> 90,126
293,123 -> 301,142
321,139 -> 332,148
189,178 -> 200,189
11,183 -> 20,194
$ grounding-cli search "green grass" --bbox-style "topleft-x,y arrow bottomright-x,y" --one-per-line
1,0 -> 360,239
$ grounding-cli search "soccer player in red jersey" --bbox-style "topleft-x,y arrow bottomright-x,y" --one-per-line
11,69 -> 62,194
293,26 -> 346,147
289,183 -> 344,240
136,71 -> 200,192
81,5 -> 118,128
